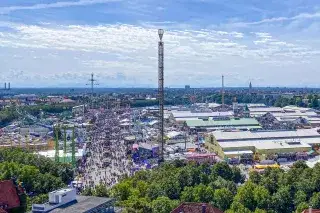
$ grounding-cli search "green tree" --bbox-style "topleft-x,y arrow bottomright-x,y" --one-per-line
212,162 -> 233,181
30,194 -> 48,204
296,202 -> 309,213
310,192 -> 320,209
112,181 -> 132,201
227,201 -> 252,213
253,209 -> 267,213
272,186 -> 293,213
180,186 -> 195,202
312,97 -> 319,108
260,176 -> 277,194
214,188 -> 233,211
234,181 -> 256,211
93,184 -> 109,197
210,176 -> 237,194
162,177 -> 181,200
122,196 -> 152,213
294,190 -> 307,206
177,167 -> 193,188
82,187 -> 94,196
0,148 -> 73,184
249,171 -> 261,185
312,163 -> 320,191
253,186 -> 271,210
293,160 -> 308,169
152,196 -> 178,213
232,166 -> 245,183
294,180 -> 314,198
0,161 -> 64,194
146,183 -> 165,200
193,184 -> 214,203
295,97 -> 303,107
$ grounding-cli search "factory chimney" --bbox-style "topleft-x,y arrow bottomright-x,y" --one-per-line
8,82 -> 10,90
4,83 -> 6,90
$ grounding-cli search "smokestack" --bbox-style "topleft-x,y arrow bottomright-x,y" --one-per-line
202,204 -> 206,213
8,82 -> 10,90
4,83 -> 6,90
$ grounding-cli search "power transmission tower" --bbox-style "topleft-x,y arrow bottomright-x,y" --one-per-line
86,73 -> 99,108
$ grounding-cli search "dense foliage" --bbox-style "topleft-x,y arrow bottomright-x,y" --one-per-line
0,148 -> 74,211
100,160 -> 320,213
106,161 -> 244,213
0,148 -> 74,184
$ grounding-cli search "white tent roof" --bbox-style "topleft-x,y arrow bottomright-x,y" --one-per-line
166,131 -> 183,139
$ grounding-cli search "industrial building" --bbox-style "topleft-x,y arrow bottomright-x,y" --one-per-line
249,107 -> 283,117
206,129 -> 320,159
249,105 -> 318,118
186,118 -> 261,132
170,110 -> 234,121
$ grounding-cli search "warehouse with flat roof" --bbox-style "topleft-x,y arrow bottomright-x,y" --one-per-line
206,129 -> 320,158
186,118 -> 261,131
249,107 -> 283,117
170,111 -> 234,120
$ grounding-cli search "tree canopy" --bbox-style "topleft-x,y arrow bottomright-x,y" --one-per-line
102,160 -> 320,213
0,148 -> 73,211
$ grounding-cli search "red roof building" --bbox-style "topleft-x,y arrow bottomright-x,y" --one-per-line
0,180 -> 21,210
302,209 -> 320,213
171,203 -> 224,213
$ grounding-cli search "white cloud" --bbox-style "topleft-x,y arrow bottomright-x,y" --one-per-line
0,0 -> 121,14
231,11 -> 320,27
0,22 -> 319,87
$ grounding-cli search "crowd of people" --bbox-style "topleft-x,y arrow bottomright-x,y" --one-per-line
79,109 -> 133,189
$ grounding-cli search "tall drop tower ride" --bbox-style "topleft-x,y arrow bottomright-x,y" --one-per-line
158,29 -> 164,162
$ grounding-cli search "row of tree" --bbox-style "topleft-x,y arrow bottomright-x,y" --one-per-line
124,93 -> 320,109
0,148 -> 74,184
82,160 -> 320,213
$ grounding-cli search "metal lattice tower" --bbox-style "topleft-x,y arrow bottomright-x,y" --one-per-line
86,73 -> 99,108
158,29 -> 164,162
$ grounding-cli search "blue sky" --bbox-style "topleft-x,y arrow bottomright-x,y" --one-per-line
0,0 -> 320,87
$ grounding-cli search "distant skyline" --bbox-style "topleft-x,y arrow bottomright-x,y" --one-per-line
0,0 -> 320,87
